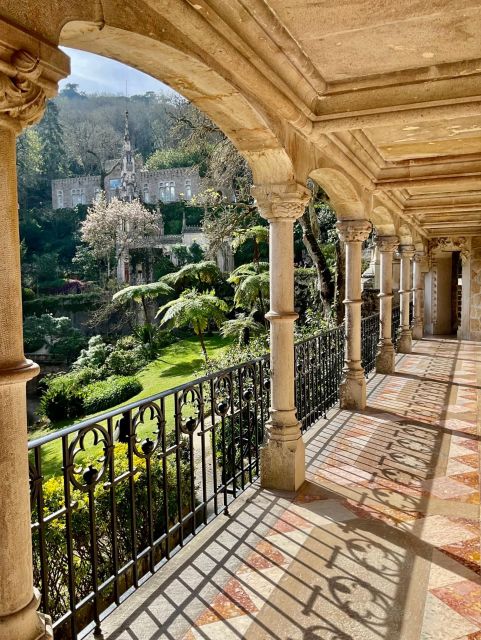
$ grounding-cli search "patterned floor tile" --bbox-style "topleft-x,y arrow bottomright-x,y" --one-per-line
431,581 -> 481,627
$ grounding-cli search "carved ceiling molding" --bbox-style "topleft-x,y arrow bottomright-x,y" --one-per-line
0,50 -> 47,130
428,237 -> 470,262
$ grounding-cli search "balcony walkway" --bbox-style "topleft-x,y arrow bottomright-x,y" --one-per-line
91,337 -> 481,640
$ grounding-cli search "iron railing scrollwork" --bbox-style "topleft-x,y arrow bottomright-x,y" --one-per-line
30,325 -> 349,640
392,306 -> 401,350
361,313 -> 380,377
295,325 -> 345,431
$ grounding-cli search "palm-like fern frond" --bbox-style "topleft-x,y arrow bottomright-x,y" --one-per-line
228,262 -> 269,285
157,289 -> 228,335
160,261 -> 221,289
231,225 -> 269,252
233,271 -> 269,311
113,281 -> 174,305
220,313 -> 265,344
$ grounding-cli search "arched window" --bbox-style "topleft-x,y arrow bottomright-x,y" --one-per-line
169,181 -> 176,201
184,179 -> 192,199
159,182 -> 165,201
143,184 -> 150,203
71,188 -> 85,206
57,189 -> 64,208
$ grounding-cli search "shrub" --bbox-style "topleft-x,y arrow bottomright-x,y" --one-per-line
40,373 -> 85,422
73,335 -> 112,371
82,376 -> 142,414
104,348 -> 146,376
32,442 -> 193,632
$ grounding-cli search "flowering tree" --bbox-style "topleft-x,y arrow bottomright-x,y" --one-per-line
80,193 -> 161,278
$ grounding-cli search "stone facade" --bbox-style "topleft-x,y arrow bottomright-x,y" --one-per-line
51,166 -> 201,209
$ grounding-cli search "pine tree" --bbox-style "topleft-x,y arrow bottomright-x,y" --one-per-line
37,100 -> 66,183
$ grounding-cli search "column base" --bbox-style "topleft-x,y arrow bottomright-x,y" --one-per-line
398,330 -> 412,353
376,343 -> 396,374
412,323 -> 423,340
340,372 -> 366,410
260,422 -> 305,492
0,591 -> 52,640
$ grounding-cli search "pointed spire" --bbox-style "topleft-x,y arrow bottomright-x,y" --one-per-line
124,110 -> 130,142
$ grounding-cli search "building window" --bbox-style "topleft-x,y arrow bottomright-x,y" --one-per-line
143,184 -> 150,203
71,188 -> 85,206
184,179 -> 192,199
94,187 -> 101,202
159,182 -> 165,201
57,189 -> 64,208
169,181 -> 176,201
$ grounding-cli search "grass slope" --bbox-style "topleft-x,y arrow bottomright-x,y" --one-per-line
32,335 -> 231,478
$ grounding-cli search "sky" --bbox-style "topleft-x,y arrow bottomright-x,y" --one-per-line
59,47 -> 174,96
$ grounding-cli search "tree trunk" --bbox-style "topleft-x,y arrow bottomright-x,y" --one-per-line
198,327 -> 209,362
258,288 -> 268,328
335,240 -> 346,325
299,207 -> 335,316
141,295 -> 149,324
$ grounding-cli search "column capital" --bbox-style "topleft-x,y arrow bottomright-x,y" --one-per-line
251,182 -> 311,221
398,244 -> 415,258
413,250 -> 425,262
336,219 -> 372,243
376,235 -> 399,253
0,22 -> 69,132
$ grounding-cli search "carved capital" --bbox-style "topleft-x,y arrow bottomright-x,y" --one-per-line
376,235 -> 399,253
336,219 -> 372,243
0,50 -> 48,130
413,250 -> 424,263
251,182 -> 311,221
428,236 -> 470,262
398,244 -> 415,259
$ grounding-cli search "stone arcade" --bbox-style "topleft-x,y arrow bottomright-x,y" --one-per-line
1,3 -> 481,639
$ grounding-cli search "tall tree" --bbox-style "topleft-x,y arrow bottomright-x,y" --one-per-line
37,100 -> 67,183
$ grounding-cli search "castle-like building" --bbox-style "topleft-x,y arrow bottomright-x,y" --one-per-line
51,112 -> 233,281
51,113 -> 201,210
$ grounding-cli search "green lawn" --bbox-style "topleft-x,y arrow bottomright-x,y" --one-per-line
31,334 -> 232,478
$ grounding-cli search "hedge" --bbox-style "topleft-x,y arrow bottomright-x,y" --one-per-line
83,376 -> 143,414
40,371 -> 142,421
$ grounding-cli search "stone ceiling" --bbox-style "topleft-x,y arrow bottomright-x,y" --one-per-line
2,0 -> 481,239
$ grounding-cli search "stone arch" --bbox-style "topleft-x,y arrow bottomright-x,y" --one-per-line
397,223 -> 414,246
308,167 -> 366,220
59,20 -> 295,184
370,205 -> 396,237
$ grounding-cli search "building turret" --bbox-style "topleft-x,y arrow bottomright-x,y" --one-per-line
119,110 -> 138,202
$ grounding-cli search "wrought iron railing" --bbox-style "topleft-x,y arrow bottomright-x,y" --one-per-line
392,305 -> 401,350
295,325 -> 345,431
361,312 -> 380,376
29,326 -> 345,640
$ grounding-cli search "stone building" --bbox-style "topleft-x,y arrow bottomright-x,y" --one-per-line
50,113 -> 201,210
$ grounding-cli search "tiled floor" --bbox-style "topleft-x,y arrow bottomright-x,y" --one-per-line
92,337 -> 480,640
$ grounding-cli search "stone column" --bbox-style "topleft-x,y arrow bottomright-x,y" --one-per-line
412,251 -> 425,340
398,244 -> 415,353
252,183 -> 310,491
0,37 -> 68,640
375,236 -> 398,374
336,220 -> 372,410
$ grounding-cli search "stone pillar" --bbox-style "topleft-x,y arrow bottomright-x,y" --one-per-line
375,236 -> 398,374
0,35 -> 68,640
398,244 -> 415,353
252,183 -> 310,491
336,220 -> 372,410
412,251 -> 425,340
